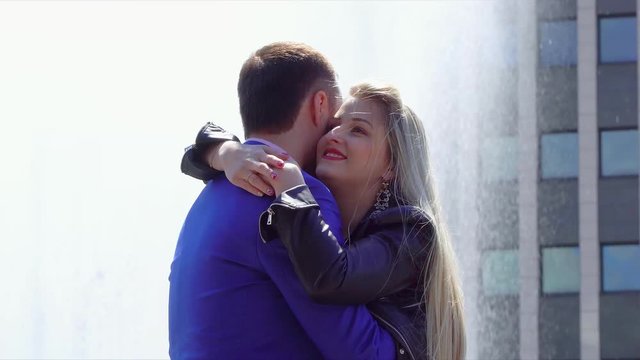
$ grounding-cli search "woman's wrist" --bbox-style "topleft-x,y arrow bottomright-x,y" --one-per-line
213,141 -> 240,171
272,163 -> 305,196
204,142 -> 224,171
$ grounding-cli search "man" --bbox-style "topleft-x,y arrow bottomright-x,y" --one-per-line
170,42 -> 396,359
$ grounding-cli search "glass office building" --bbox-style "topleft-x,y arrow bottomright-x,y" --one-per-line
475,1 -> 640,359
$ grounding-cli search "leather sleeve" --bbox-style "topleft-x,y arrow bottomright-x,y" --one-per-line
180,122 -> 240,181
259,185 -> 431,305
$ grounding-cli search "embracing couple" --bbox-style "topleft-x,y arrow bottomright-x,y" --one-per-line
169,42 -> 465,360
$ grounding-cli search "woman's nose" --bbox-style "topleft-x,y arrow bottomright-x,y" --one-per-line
327,126 -> 344,142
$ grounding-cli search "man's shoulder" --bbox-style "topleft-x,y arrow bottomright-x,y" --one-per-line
197,177 -> 272,213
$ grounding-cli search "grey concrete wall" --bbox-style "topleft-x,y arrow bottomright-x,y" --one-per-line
597,0 -> 636,15
538,0 -> 577,20
600,294 -> 640,359
598,178 -> 640,242
479,182 -> 519,250
598,64 -> 638,128
539,181 -> 580,245
539,296 -> 581,359
518,1 -> 540,358
478,295 -> 520,360
481,69 -> 519,136
538,68 -> 579,133
578,0 -> 601,358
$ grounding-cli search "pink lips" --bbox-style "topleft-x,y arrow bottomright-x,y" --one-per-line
322,147 -> 347,160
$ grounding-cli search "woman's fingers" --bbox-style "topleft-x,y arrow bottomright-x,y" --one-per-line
266,162 -> 305,196
228,169 -> 272,197
260,145 -> 289,161
223,143 -> 289,197
238,179 -> 266,197
251,161 -> 278,182
250,145 -> 289,170
245,172 -> 275,197
261,154 -> 286,169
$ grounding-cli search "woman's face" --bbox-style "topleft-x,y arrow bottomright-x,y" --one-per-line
315,97 -> 391,189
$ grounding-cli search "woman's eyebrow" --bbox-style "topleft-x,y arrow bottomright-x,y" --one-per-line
351,117 -> 373,127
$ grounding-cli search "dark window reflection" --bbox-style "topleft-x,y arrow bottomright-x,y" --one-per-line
599,16 -> 638,63
541,132 -> 579,179
481,136 -> 518,182
542,246 -> 580,294
602,244 -> 640,292
482,249 -> 519,295
601,129 -> 639,177
540,20 -> 577,66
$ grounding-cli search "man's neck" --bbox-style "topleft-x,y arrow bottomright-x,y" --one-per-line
247,131 -> 311,171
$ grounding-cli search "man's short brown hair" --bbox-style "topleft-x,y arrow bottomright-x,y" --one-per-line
237,42 -> 337,136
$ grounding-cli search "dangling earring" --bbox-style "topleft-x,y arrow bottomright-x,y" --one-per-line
370,180 -> 391,218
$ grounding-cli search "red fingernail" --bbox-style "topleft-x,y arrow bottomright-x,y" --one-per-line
271,172 -> 277,180
277,161 -> 285,168
266,189 -> 273,196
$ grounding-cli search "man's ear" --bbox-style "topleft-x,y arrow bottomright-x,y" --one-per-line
311,90 -> 329,128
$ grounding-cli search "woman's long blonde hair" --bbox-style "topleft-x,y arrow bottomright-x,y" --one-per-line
351,83 -> 466,360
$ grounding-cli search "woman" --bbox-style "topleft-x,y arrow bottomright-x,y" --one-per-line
184,83 -> 465,360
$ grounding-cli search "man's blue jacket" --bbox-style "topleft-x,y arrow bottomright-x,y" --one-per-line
169,146 -> 395,359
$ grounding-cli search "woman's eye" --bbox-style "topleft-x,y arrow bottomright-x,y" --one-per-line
352,126 -> 367,135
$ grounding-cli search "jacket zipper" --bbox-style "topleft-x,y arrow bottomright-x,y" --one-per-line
371,311 -> 417,360
266,208 -> 274,225
264,201 -> 320,226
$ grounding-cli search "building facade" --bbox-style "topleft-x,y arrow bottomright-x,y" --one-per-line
476,0 -> 640,359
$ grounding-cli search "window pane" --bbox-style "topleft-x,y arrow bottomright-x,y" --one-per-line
601,130 -> 639,176
541,132 -> 579,179
542,247 -> 580,294
481,136 -> 518,182
540,20 -> 577,66
603,245 -> 640,292
600,16 -> 638,63
482,249 -> 519,295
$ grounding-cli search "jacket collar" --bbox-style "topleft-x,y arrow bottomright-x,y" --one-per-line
244,138 -> 288,155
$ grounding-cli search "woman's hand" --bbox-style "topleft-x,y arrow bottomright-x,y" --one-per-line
204,141 -> 289,197
266,160 -> 306,196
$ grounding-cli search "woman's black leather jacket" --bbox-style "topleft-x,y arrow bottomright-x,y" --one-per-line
181,123 -> 433,359
258,185 -> 433,360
